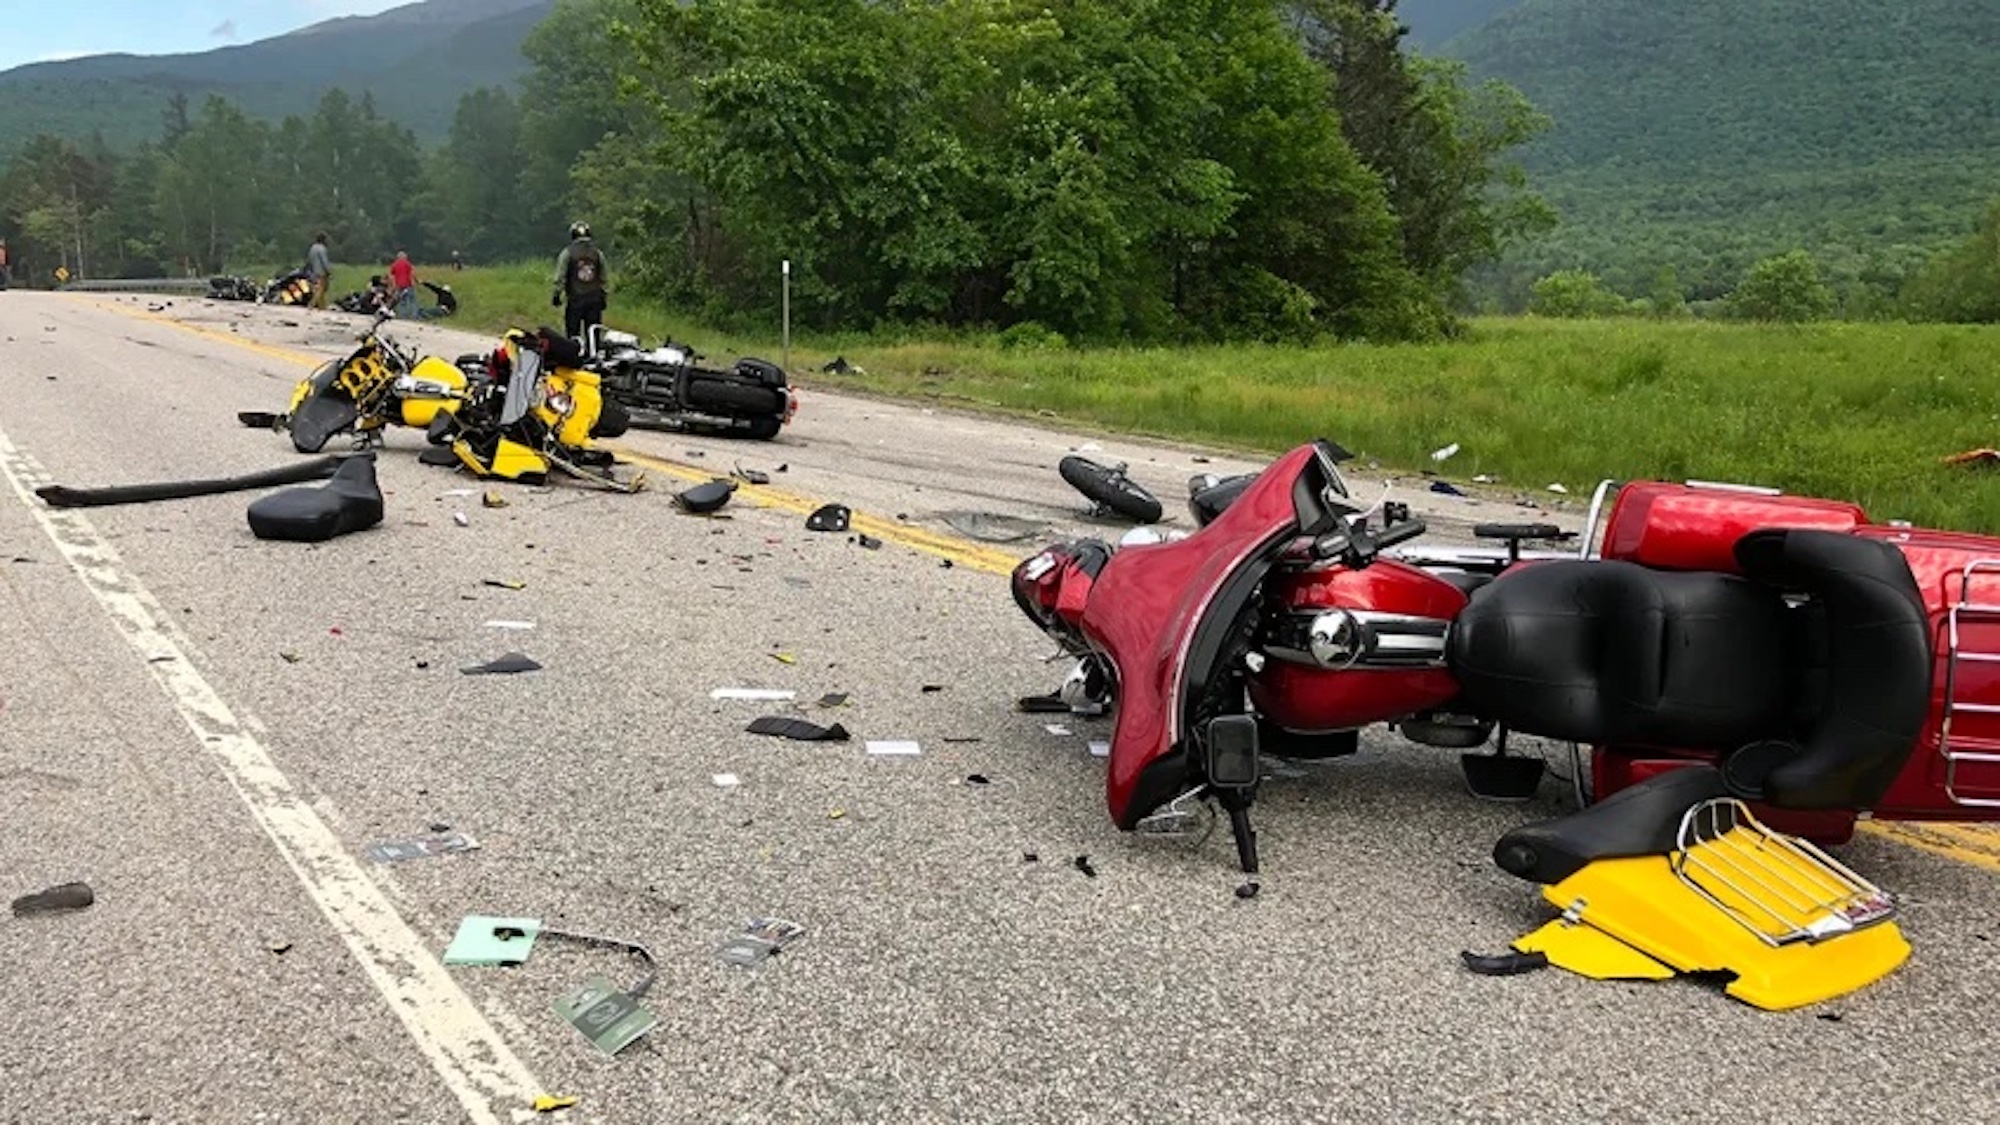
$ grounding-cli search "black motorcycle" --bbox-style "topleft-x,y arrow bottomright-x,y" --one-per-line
580,327 -> 797,440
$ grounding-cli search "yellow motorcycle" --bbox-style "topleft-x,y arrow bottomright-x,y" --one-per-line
239,309 -> 469,453
428,327 -> 640,493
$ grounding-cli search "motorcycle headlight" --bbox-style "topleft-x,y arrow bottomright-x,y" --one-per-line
547,392 -> 574,416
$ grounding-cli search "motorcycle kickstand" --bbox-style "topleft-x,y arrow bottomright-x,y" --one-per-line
1215,788 -> 1261,898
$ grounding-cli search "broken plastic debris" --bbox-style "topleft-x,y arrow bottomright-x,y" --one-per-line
1431,442 -> 1461,462
439,488 -> 477,498
483,578 -> 526,590
533,1095 -> 580,1113
461,652 -> 543,675
855,533 -> 883,550
865,740 -> 922,757
1547,483 -> 1569,494
484,620 -> 536,630
1473,474 -> 1497,484
711,688 -> 796,702
816,692 -> 850,708
1429,480 -> 1467,497
713,773 -> 742,788
1045,724 -> 1073,736
806,504 -> 852,532
482,490 -> 508,509
770,652 -> 797,664
443,915 -> 541,966
1073,856 -> 1098,878
366,831 -> 481,864
732,464 -> 771,485
715,918 -> 807,968
1944,448 -> 2000,467
453,511 -> 470,527
11,881 -> 94,916
552,975 -> 658,1055
1088,740 -> 1111,758
675,479 -> 737,514
746,715 -> 852,742
1017,693 -> 1070,714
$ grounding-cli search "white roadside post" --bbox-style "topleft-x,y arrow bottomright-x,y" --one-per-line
782,258 -> 792,373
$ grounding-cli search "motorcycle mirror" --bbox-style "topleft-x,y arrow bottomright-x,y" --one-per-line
1203,715 -> 1261,790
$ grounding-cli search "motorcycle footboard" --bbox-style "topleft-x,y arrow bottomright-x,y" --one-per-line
1512,801 -> 1910,1010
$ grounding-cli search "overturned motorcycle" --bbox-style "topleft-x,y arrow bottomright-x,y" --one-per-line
581,326 -> 797,440
425,327 -> 643,493
239,308 -> 472,453
1009,439 -> 1992,1009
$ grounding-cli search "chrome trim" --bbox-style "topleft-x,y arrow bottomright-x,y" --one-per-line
1580,479 -> 1619,560
1685,479 -> 1783,496
1265,608 -> 1449,669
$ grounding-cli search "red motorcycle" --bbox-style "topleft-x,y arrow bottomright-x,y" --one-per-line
1011,439 -> 1996,1009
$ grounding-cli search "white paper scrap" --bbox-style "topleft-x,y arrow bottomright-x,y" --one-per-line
712,773 -> 741,788
1089,740 -> 1111,758
483,620 -> 536,630
710,688 -> 798,701
866,740 -> 923,757
1045,724 -> 1073,736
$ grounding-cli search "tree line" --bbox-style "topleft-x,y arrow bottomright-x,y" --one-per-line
0,0 -> 1552,345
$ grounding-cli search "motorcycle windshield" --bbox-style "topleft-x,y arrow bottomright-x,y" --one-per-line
1081,441 -> 1352,828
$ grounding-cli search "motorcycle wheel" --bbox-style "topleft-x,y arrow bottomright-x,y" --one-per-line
742,418 -> 782,441
592,399 -> 632,439
1059,456 -> 1163,524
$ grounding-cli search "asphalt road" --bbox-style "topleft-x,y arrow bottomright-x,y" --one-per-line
2,291 -> 1998,1124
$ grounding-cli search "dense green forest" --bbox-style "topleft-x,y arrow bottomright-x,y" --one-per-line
0,0 -> 1555,345
1445,0 -> 2000,310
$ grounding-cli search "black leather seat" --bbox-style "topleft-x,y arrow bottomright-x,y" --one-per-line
1486,528 -> 1935,883
247,454 -> 384,542
1448,559 -> 1795,749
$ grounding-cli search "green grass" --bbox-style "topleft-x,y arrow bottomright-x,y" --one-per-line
270,259 -> 2000,532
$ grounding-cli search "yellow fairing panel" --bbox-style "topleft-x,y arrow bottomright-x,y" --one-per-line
547,367 -> 604,448
453,436 -> 547,481
1513,854 -> 1911,1011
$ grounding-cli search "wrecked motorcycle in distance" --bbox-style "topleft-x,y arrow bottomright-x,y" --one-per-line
581,326 -> 797,440
239,308 -> 469,453
1009,438 -> 2000,1009
426,326 -> 641,492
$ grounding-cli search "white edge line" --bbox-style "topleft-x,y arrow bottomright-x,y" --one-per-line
0,427 -> 543,1124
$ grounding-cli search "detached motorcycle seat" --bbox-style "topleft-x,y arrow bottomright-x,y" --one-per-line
247,455 -> 385,542
1448,560 -> 1794,749
290,394 -> 359,454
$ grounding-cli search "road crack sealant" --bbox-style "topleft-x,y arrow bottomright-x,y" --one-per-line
0,425 -> 547,1125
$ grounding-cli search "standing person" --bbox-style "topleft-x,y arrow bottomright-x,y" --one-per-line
388,250 -> 418,318
0,238 -> 11,290
551,221 -> 607,340
306,231 -> 333,310
450,249 -> 463,272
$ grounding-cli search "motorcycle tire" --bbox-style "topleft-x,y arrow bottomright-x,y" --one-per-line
592,399 -> 632,440
683,374 -> 786,417
1059,456 -> 1163,524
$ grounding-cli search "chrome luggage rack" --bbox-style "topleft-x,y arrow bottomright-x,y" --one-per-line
1672,798 -> 1895,946
1940,559 -> 2000,807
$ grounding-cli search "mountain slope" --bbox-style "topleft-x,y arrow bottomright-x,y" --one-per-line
0,0 -> 555,152
1442,0 -> 2000,301
1395,0 -> 1526,51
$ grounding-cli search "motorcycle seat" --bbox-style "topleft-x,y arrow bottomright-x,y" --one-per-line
1492,763 -> 1729,884
1448,559 -> 1795,749
246,454 -> 384,543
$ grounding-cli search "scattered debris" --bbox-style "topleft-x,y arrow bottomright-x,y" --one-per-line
552,975 -> 658,1055
965,773 -> 991,786
482,490 -> 508,509
1235,881 -> 1261,900
732,464 -> 771,485
675,479 -> 738,515
484,620 -> 536,630
1945,448 -> 2000,467
1022,853 -> 1040,864
268,940 -> 294,955
1547,483 -> 1569,494
921,684 -> 944,693
461,652 -> 543,675
483,578 -> 526,590
247,455 -> 386,543
855,533 -> 883,550
770,652 -> 797,665
10,881 -> 94,916
366,831 -> 480,864
279,651 -> 302,664
712,773 -> 741,788
715,918 -> 807,968
806,504 -> 852,532
440,488 -> 478,498
1088,740 -> 1111,758
816,692 -> 850,708
865,740 -> 922,757
1429,480 -> 1467,497
453,511 -> 471,527
1073,856 -> 1098,878
1017,693 -> 1070,714
1045,724 -> 1073,736
822,356 -> 859,375
747,716 -> 852,742
1459,949 -> 1551,976
1431,442 -> 1461,462
1473,474 -> 1497,484
533,1095 -> 580,1114
711,687 -> 796,702
443,916 -> 541,966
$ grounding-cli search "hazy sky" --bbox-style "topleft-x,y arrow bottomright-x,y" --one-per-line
0,0 -> 408,72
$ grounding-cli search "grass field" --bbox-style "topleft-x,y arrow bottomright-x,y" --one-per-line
338,259 -> 2000,531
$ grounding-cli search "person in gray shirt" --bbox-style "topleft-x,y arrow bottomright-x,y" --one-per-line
306,232 -> 333,310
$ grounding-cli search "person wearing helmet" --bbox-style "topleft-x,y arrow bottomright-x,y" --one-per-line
551,221 -> 608,340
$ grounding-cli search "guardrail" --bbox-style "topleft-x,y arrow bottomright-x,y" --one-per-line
58,278 -> 220,296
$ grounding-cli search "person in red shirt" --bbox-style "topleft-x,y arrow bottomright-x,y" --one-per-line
388,250 -> 417,318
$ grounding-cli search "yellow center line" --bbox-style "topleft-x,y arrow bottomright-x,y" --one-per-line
1860,820 -> 2000,876
83,294 -> 1026,575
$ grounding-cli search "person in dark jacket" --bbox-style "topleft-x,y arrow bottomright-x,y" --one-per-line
551,221 -> 608,340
